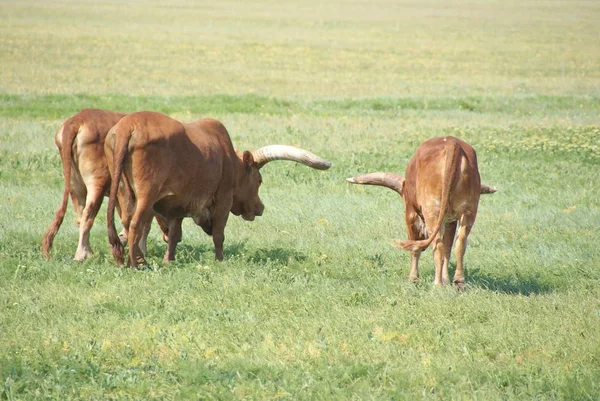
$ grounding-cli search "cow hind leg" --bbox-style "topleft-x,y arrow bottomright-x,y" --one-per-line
403,210 -> 424,283
115,172 -> 138,247
453,216 -> 474,290
423,213 -> 445,286
408,251 -> 421,283
127,200 -> 155,268
69,168 -> 86,227
441,221 -> 457,285
70,191 -> 84,226
74,185 -> 104,261
432,237 -> 445,286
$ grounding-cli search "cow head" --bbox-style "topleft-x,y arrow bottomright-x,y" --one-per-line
233,145 -> 332,221
232,151 -> 265,221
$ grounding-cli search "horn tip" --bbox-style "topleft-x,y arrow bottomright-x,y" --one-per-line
346,177 -> 357,184
312,160 -> 332,170
481,185 -> 498,194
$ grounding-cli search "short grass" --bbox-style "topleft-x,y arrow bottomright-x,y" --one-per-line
1,0 -> 600,400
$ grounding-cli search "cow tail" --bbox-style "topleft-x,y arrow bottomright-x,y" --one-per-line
107,124 -> 131,265
399,138 -> 460,252
41,121 -> 78,259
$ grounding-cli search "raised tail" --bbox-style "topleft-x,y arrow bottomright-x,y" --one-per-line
398,138 -> 461,252
106,123 -> 132,265
41,120 -> 79,259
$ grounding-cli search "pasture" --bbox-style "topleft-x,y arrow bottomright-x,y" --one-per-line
1,0 -> 599,399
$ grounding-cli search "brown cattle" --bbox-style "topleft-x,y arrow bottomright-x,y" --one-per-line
105,111 -> 331,268
42,109 -> 165,261
347,136 -> 496,289
42,109 -> 126,261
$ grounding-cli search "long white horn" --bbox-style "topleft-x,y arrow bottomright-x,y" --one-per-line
253,145 -> 332,170
480,184 -> 497,194
346,172 -> 404,194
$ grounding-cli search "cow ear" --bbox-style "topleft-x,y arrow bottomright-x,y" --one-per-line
243,151 -> 255,169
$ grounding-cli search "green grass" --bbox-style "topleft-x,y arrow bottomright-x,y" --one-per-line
1,0 -> 600,400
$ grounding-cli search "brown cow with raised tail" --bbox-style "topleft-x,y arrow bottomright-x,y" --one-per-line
347,136 -> 496,289
105,111 -> 331,268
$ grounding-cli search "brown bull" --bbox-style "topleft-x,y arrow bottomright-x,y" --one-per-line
105,111 -> 331,268
347,136 -> 496,289
42,109 -> 166,261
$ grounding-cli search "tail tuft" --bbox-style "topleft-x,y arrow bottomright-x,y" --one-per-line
41,236 -> 52,260
397,239 -> 424,252
111,240 -> 125,266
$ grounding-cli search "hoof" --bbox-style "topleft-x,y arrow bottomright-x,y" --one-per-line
453,279 -> 466,291
74,248 -> 92,262
134,256 -> 148,269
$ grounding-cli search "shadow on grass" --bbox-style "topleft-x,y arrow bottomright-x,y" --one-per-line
246,247 -> 308,266
466,267 -> 554,295
145,240 -> 247,263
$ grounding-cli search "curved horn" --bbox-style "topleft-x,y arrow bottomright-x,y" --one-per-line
346,172 -> 404,194
252,145 -> 332,170
480,184 -> 497,194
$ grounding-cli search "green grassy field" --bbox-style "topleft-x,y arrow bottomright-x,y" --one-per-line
1,0 -> 600,399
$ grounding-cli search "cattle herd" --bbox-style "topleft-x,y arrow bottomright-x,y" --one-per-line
42,108 -> 496,288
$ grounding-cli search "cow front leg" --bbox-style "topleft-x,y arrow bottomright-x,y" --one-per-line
210,203 -> 231,261
163,218 -> 183,264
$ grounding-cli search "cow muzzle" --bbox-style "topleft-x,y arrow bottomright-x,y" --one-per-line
241,213 -> 256,221
256,203 -> 264,217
